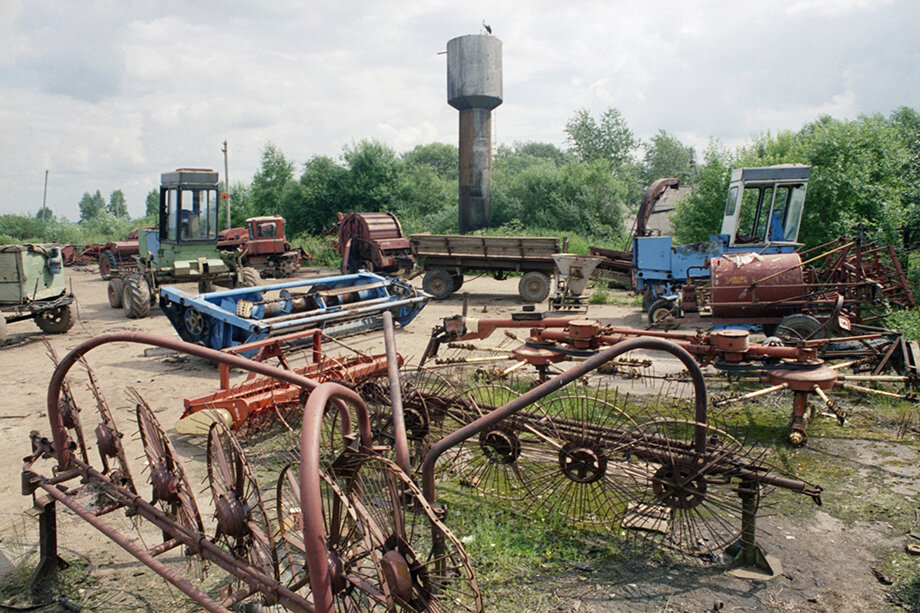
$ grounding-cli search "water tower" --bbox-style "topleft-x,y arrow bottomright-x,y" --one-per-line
447,34 -> 503,233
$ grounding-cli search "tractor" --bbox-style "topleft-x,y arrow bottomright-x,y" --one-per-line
0,244 -> 74,344
217,215 -> 308,278
106,169 -> 260,319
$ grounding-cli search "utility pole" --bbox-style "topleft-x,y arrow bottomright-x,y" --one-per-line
42,170 -> 49,214
221,140 -> 230,229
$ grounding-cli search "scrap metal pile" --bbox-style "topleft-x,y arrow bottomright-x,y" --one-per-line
22,311 -> 832,611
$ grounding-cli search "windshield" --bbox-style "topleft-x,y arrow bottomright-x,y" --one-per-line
178,188 -> 219,241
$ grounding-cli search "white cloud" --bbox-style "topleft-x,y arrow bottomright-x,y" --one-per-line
0,0 -> 917,220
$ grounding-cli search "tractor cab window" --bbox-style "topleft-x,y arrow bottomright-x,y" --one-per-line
779,183 -> 806,243
178,188 -> 219,241
166,189 -> 178,241
258,222 -> 277,238
735,185 -> 773,244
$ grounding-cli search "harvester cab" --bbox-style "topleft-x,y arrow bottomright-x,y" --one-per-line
633,164 -> 810,307
720,165 -> 809,250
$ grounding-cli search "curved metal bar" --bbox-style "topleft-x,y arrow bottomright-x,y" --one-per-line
299,382 -> 373,613
381,310 -> 410,473
45,332 -> 328,469
420,337 -> 707,502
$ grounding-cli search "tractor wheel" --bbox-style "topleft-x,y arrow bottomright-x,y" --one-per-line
35,305 -> 74,334
107,278 -> 125,308
122,274 -> 150,319
0,317 -> 7,345
98,252 -> 116,280
642,289 -> 656,312
776,314 -> 823,344
423,269 -> 455,300
280,256 -> 299,278
197,279 -> 214,294
518,271 -> 551,303
238,267 -> 261,288
648,298 -> 677,325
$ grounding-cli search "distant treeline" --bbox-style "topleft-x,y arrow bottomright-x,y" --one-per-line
4,106 -> 918,265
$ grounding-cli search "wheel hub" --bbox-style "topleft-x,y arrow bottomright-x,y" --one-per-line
558,441 -> 607,483
380,549 -> 414,603
94,423 -> 119,458
183,309 -> 206,338
479,427 -> 521,464
214,491 -> 250,538
652,461 -> 707,510
150,462 -> 180,504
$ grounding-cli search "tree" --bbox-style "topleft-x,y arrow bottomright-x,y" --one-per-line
36,206 -> 54,222
643,130 -> 694,184
283,155 -> 348,236
145,189 -> 159,217
78,190 -> 106,222
341,139 -> 399,213
251,142 -> 295,216
108,189 -> 128,218
564,107 -> 638,166
401,143 -> 458,180
670,142 -> 735,244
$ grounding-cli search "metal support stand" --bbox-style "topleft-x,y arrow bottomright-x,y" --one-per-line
727,480 -> 781,580
30,493 -> 68,588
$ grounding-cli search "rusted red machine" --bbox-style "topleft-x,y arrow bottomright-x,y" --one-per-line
335,211 -> 414,274
217,216 -> 308,278
96,227 -> 152,279
179,329 -> 398,431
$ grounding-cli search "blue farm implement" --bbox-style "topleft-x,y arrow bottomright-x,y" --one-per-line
158,271 -> 429,350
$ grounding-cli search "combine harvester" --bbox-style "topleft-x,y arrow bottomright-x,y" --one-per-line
159,271 -> 429,350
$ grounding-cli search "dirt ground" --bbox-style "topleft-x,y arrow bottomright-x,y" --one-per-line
0,267 -> 917,612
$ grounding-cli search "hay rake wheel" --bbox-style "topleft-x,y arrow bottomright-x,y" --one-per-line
446,383 -> 533,500
276,462 -> 388,611
360,366 -> 463,471
43,340 -> 89,464
134,393 -> 204,535
347,454 -> 483,612
207,421 -> 279,582
626,419 -> 747,555
516,391 -> 644,526
80,360 -> 137,494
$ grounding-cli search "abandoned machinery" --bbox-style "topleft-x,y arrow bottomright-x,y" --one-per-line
20,318 -> 831,611
421,314 -> 919,446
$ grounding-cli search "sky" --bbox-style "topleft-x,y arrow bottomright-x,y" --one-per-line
1,0 -> 917,221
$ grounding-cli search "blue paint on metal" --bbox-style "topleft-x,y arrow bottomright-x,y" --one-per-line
158,271 -> 429,351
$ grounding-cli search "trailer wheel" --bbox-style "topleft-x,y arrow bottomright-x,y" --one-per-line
648,299 -> 677,325
451,272 -> 464,290
775,314 -> 823,344
238,266 -> 261,288
123,274 -> 150,319
35,305 -> 74,334
182,307 -> 210,343
423,269 -> 455,300
98,252 -> 116,280
107,277 -> 124,308
519,271 -> 551,303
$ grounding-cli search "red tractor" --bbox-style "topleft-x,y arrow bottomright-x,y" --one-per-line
217,216 -> 308,278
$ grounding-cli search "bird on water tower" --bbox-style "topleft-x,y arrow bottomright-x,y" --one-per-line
481,19 -> 492,34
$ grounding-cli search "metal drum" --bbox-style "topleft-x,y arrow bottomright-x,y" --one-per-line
710,252 -> 804,317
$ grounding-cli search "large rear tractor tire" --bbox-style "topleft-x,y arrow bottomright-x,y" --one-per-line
238,267 -> 261,288
107,278 -> 124,308
423,268 -> 455,300
122,274 -> 150,319
518,271 -> 551,303
98,252 -> 116,280
35,305 -> 74,334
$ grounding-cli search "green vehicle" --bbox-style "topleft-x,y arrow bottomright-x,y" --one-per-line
0,244 -> 74,344
107,168 -> 260,318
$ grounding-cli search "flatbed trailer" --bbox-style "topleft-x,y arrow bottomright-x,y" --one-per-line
409,233 -> 561,302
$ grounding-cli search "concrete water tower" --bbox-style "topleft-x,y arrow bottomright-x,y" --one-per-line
447,34 -> 502,233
